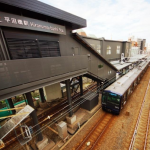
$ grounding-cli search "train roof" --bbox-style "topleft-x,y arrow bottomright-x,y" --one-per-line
127,54 -> 147,63
113,62 -> 132,70
110,54 -> 147,71
104,61 -> 149,96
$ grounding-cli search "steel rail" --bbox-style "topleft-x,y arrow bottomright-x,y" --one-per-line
75,113 -> 107,150
75,114 -> 113,150
3,82 -> 98,148
144,108 -> 150,150
129,79 -> 150,150
90,116 -> 114,150
2,72 -> 118,149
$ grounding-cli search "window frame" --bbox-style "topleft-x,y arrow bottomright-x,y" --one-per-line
106,46 -> 111,55
96,44 -> 101,54
6,38 -> 60,59
116,46 -> 120,54
90,44 -> 95,49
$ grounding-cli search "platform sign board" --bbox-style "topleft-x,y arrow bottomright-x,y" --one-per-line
0,105 -> 34,140
0,11 -> 66,35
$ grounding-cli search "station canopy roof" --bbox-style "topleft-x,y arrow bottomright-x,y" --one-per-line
0,0 -> 87,30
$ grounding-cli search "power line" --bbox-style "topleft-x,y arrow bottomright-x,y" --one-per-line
4,74 -> 118,146
3,70 -> 131,146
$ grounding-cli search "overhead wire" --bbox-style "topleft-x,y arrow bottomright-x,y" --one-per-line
4,70 -> 126,146
4,82 -> 104,145
2,55 -> 146,148
31,86 -> 101,139
20,73 -> 121,140
26,65 -> 143,139
4,84 -> 100,145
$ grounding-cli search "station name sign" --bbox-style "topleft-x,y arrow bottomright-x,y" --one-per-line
0,11 -> 66,35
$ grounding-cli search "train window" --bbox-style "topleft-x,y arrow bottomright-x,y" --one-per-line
134,81 -> 137,87
127,88 -> 131,95
122,95 -> 125,101
102,95 -> 106,103
106,93 -> 121,104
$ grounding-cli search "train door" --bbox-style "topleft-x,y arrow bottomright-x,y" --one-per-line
133,78 -> 138,89
121,96 -> 124,109
121,93 -> 127,109
138,76 -> 140,84
127,87 -> 131,98
130,83 -> 134,94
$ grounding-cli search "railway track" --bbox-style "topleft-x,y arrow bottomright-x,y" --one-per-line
2,82 -> 97,150
74,113 -> 114,150
129,70 -> 150,150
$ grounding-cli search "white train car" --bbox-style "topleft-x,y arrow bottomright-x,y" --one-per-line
102,60 -> 149,114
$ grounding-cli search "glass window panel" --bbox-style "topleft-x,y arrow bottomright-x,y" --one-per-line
116,46 -> 120,54
39,40 -> 60,57
90,44 -> 95,49
6,38 -> 60,59
107,46 -> 111,54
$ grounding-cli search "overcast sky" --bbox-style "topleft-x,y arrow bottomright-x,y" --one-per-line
39,0 -> 150,44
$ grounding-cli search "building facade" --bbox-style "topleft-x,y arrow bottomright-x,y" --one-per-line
81,36 -> 131,62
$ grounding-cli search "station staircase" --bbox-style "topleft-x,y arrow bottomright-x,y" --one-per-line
72,32 -> 118,72
72,32 -> 117,84
85,71 -> 106,83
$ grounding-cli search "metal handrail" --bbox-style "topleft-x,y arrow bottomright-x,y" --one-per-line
87,71 -> 106,82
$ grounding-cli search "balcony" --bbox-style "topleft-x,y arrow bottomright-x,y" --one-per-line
0,55 -> 88,100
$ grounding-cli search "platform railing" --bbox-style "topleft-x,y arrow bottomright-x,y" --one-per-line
0,55 -> 88,91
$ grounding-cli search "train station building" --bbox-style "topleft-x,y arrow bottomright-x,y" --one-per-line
0,0 -> 147,149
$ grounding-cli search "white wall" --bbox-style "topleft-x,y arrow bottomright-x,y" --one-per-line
44,83 -> 62,102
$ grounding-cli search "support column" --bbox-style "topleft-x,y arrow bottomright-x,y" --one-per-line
101,82 -> 104,91
79,76 -> 83,96
7,98 -> 16,114
65,79 -> 73,117
25,92 -> 43,141
39,88 -> 46,103
97,81 -> 100,94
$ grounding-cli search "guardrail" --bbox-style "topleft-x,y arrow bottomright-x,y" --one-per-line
0,55 -> 88,91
